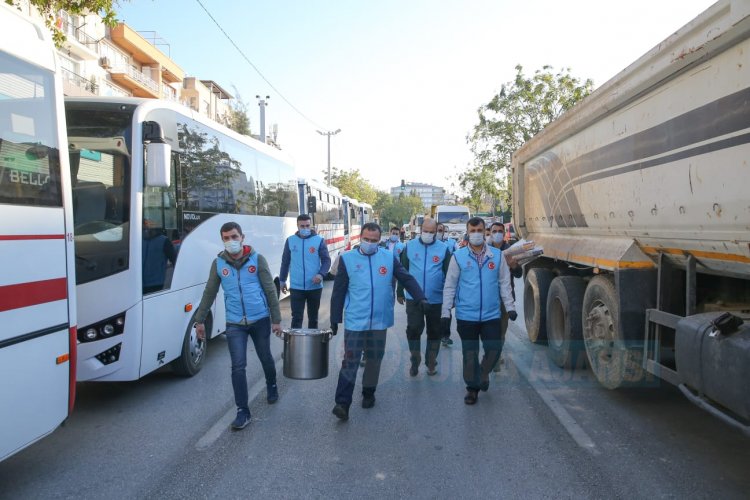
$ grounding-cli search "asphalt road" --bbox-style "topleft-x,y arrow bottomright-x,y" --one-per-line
2,280 -> 749,499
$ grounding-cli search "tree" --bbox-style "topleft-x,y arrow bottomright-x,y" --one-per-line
6,0 -> 120,47
463,65 -> 593,213
379,195 -> 424,230
227,88 -> 251,136
328,167 -> 378,205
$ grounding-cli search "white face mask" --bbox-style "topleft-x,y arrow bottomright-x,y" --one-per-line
491,233 -> 504,244
224,240 -> 242,254
420,233 -> 435,244
468,233 -> 485,246
437,232 -> 445,241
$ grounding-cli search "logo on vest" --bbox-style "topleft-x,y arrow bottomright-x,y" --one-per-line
488,262 -> 496,270
248,265 -> 257,273
222,268 -> 229,277
309,246 -> 316,254
432,255 -> 440,263
379,266 -> 387,275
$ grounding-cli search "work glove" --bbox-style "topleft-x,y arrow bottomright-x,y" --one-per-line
419,299 -> 431,314
507,310 -> 518,322
330,323 -> 338,336
440,317 -> 451,337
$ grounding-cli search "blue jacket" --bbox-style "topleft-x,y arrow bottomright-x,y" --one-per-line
451,246 -> 502,321
331,247 -> 425,331
380,239 -> 406,258
401,238 -> 449,304
279,232 -> 331,290
217,251 -> 269,323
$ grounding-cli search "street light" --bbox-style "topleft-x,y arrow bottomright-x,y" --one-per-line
317,128 -> 341,186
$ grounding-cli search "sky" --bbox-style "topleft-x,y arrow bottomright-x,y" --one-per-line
117,0 -> 716,193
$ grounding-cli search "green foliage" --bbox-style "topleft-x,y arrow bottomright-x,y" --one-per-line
462,64 -> 593,215
378,195 -> 424,229
228,88 -> 251,136
328,167 -> 378,205
6,0 -> 120,47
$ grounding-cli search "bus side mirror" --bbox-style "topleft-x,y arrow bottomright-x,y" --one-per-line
146,142 -> 171,187
307,196 -> 317,213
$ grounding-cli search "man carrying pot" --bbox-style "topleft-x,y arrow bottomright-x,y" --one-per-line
279,214 -> 331,329
330,222 -> 427,421
194,222 -> 282,431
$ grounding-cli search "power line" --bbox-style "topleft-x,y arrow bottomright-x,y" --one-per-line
194,0 -> 328,131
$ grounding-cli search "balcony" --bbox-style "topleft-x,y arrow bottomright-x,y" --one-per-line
110,24 -> 184,84
60,20 -> 99,60
61,68 -> 98,97
109,65 -> 159,98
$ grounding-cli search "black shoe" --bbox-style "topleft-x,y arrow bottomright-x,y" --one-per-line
427,365 -> 438,376
231,410 -> 251,430
409,364 -> 419,377
362,395 -> 376,409
441,337 -> 453,347
332,404 -> 349,421
464,390 -> 478,405
267,383 -> 279,404
479,381 -> 490,392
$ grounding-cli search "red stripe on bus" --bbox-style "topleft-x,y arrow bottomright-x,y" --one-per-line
0,278 -> 68,312
0,234 -> 65,241
325,236 -> 346,245
350,234 -> 360,241
69,326 -> 77,415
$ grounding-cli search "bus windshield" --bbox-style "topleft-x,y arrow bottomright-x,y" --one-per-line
437,211 -> 469,224
65,104 -> 133,285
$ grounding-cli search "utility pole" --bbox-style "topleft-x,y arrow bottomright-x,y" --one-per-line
317,129 -> 341,186
256,95 -> 269,143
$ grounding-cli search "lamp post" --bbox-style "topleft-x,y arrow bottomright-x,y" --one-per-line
317,128 -> 341,186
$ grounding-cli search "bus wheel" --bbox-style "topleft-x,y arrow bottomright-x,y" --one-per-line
582,275 -> 644,389
172,314 -> 210,377
546,276 -> 587,369
524,268 -> 554,343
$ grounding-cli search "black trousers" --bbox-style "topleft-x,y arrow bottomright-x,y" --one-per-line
335,329 -> 387,405
405,300 -> 442,368
290,288 -> 322,329
456,318 -> 503,391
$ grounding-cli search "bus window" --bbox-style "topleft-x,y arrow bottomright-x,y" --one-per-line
142,154 -> 178,294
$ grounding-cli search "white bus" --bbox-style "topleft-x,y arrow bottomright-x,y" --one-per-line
298,178 -> 346,263
342,197 -> 373,249
0,5 -> 77,461
64,97 -> 299,381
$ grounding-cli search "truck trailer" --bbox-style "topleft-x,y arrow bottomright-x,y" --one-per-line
512,0 -> 750,433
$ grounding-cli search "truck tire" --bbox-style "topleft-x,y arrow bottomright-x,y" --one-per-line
524,268 -> 554,343
172,313 -> 210,377
546,276 -> 587,369
582,275 -> 644,389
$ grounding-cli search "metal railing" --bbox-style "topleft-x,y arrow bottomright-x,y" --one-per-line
62,20 -> 99,49
110,65 -> 159,94
61,68 -> 97,94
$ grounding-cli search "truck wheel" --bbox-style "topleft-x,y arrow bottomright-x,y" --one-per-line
546,276 -> 587,369
524,268 -> 554,343
172,314 -> 210,377
582,275 -> 644,389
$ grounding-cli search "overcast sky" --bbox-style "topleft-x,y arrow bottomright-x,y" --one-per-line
118,0 -> 715,192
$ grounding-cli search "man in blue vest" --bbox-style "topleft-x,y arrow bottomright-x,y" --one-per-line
441,217 -> 517,405
279,214 -> 331,329
380,226 -> 406,258
397,218 -> 451,376
330,222 -> 426,421
436,222 -> 457,347
194,222 -> 283,431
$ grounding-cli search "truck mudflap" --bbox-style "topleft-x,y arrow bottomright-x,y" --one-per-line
675,312 -> 750,434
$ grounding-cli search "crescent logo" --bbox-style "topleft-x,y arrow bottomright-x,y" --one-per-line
222,268 -> 229,277
379,266 -> 387,275
309,246 -> 316,254
248,265 -> 257,273
432,255 -> 440,263
488,262 -> 496,270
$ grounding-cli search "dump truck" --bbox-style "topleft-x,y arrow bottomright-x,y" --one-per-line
512,0 -> 750,432
431,204 -> 471,241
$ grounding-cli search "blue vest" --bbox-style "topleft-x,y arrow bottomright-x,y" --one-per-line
382,240 -> 405,257
445,238 -> 458,254
287,234 -> 324,290
404,239 -> 447,304
341,248 -> 395,331
453,246 -> 502,322
216,252 -> 269,323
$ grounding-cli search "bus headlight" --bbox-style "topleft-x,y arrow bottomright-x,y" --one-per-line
84,328 -> 98,341
78,312 -> 126,343
115,317 -> 125,326
101,324 -> 115,336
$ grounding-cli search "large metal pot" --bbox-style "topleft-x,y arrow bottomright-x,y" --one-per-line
282,328 -> 333,380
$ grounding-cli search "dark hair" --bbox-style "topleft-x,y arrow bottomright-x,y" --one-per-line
220,222 -> 243,235
437,223 -> 445,231
297,214 -> 312,222
490,222 -> 504,231
390,226 -> 400,232
362,222 -> 382,236
466,217 -> 485,230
